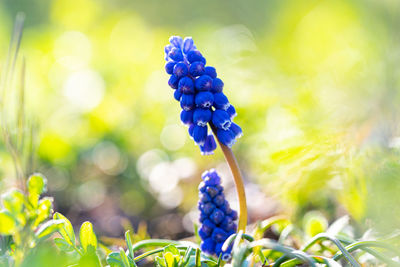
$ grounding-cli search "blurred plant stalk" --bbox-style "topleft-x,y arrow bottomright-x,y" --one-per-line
0,13 -> 36,192
211,125 -> 247,232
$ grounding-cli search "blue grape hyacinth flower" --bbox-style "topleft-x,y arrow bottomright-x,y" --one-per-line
198,169 -> 237,260
164,36 -> 242,155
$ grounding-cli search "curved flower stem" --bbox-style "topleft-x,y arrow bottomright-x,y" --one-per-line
211,125 -> 248,232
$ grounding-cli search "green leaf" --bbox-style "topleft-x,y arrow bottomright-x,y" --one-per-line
107,252 -> 124,267
79,221 -> 98,252
54,237 -> 74,252
53,212 -> 75,245
0,210 -> 17,235
27,173 -> 47,207
164,244 -> 180,256
156,256 -> 167,267
125,230 -> 135,259
119,247 -> 130,267
35,219 -> 65,240
78,249 -> 102,267
303,211 -> 328,237
181,247 -> 194,267
27,173 -> 46,195
327,215 -> 350,235
164,252 -> 178,267
1,189 -> 24,215
34,197 -> 53,227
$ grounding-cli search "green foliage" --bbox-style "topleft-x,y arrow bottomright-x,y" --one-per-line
80,221 -> 98,252
101,215 -> 400,266
52,213 -> 101,266
53,212 -> 75,246
0,174 -> 61,265
106,232 -> 219,267
0,172 -> 100,266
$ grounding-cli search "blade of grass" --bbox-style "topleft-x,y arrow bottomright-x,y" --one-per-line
333,241 -> 400,265
182,246 -> 194,266
131,239 -> 197,252
125,231 -> 137,267
216,253 -> 222,267
119,247 -> 131,267
222,231 -> 254,252
249,239 -> 316,267
133,246 -> 187,262
301,233 -> 360,267
258,216 -> 290,235
125,231 -> 135,259
280,255 -> 342,267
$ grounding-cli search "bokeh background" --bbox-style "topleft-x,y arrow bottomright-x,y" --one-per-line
1,0 -> 400,240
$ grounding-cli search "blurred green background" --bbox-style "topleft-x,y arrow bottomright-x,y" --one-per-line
1,0 -> 400,239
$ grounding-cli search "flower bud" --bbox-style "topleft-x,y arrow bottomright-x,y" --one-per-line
165,61 -> 176,74
195,75 -> 213,91
213,93 -> 230,110
212,109 -> 232,130
193,125 -> 208,145
211,78 -> 224,93
195,92 -> 214,108
168,75 -> 179,89
204,66 -> 217,79
180,94 -> 195,111
173,62 -> 188,78
189,61 -> 205,77
193,108 -> 212,126
178,77 -> 195,94
200,135 -> 217,155
180,110 -> 194,125
168,47 -> 183,61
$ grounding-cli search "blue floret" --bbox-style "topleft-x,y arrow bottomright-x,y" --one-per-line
168,75 -> 179,89
216,128 -> 236,148
180,110 -> 194,125
187,50 -> 206,64
195,92 -> 214,108
189,61 -> 205,77
212,109 -> 232,130
213,93 -> 230,110
204,66 -> 217,79
180,94 -> 195,111
182,37 -> 194,54
168,47 -> 183,61
169,36 -> 183,48
230,123 -> 243,139
200,135 -> 217,155
178,77 -> 195,94
165,61 -> 176,74
200,238 -> 215,254
202,170 -> 221,186
173,62 -> 188,78
173,89 -> 182,101
212,228 -> 228,243
192,125 -> 208,145
195,75 -> 213,91
226,105 -> 237,119
211,78 -> 224,93
193,108 -> 212,126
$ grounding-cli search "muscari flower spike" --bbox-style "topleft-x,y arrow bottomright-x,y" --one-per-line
198,169 -> 238,260
164,36 -> 242,155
